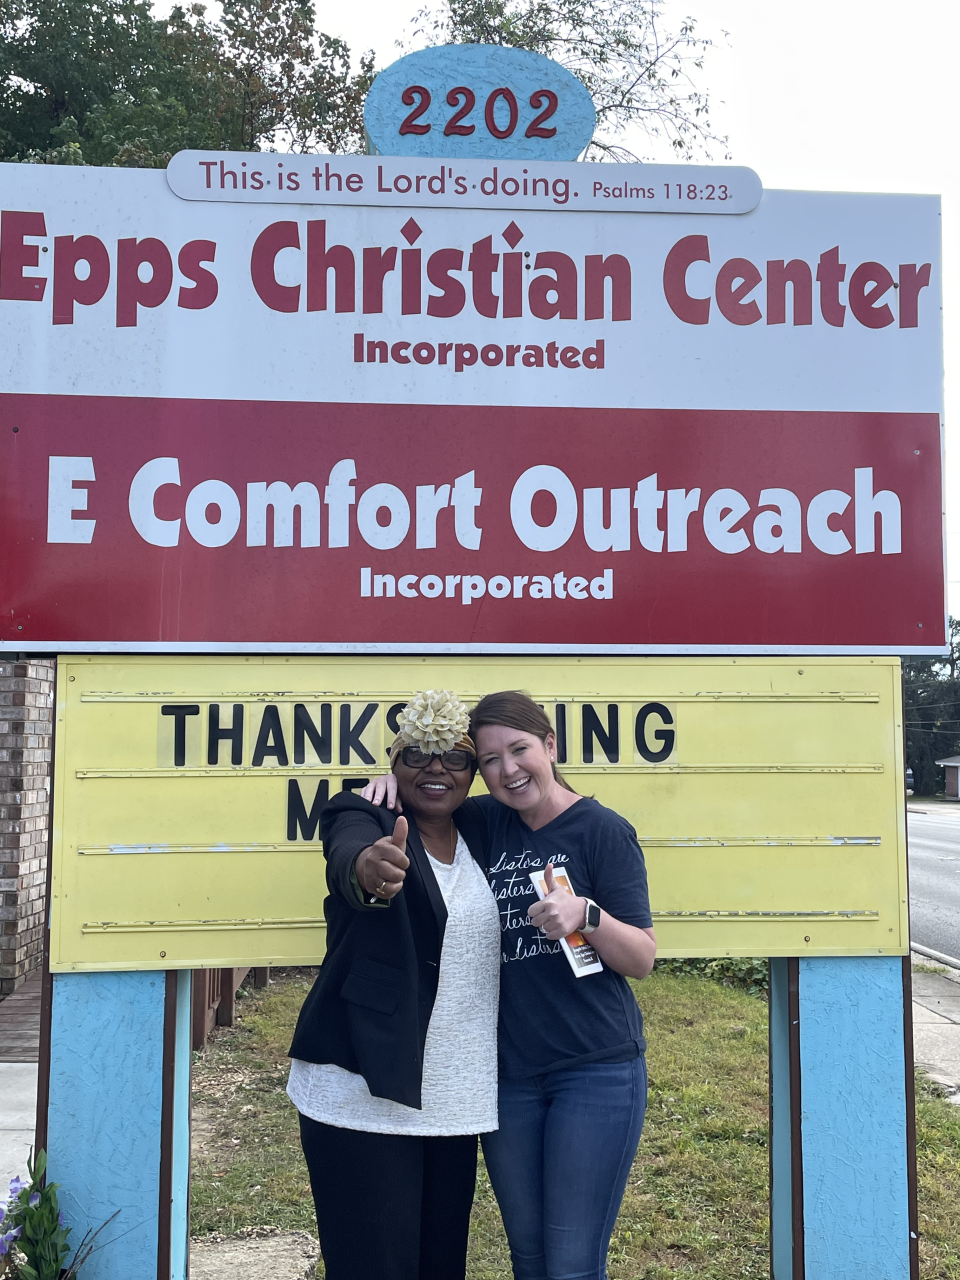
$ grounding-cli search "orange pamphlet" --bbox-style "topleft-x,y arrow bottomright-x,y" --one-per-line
529,867 -> 604,978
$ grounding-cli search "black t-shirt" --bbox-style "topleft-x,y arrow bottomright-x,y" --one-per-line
475,794 -> 653,1079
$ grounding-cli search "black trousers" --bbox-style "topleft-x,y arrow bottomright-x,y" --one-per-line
298,1113 -> 478,1280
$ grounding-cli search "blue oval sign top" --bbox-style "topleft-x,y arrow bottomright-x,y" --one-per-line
365,45 -> 596,162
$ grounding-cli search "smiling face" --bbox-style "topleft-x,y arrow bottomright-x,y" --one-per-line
392,751 -> 475,819
475,724 -> 558,816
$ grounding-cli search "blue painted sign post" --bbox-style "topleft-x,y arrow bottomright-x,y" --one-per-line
26,40 -> 929,1280
770,959 -> 916,1278
43,971 -> 193,1280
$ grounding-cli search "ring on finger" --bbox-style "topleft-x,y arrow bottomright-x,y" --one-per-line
377,879 -> 388,895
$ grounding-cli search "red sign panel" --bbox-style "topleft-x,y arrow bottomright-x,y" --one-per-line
1,394 -> 943,652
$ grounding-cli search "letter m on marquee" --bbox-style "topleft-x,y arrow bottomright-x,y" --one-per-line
287,778 -> 329,840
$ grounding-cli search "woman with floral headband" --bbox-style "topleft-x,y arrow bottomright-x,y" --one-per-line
364,689 -> 656,1280
287,691 -> 499,1280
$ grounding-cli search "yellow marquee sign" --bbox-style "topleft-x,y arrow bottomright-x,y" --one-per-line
50,654 -> 908,970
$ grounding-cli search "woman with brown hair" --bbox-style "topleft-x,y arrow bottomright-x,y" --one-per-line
365,690 -> 656,1280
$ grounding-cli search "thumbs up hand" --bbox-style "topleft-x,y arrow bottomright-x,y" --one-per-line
527,863 -> 589,941
355,816 -> 411,900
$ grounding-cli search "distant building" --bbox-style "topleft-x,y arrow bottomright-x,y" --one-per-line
935,755 -> 960,799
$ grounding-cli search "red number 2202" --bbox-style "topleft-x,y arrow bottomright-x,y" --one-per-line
398,86 -> 560,140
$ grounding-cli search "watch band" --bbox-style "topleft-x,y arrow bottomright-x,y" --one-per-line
581,898 -> 601,934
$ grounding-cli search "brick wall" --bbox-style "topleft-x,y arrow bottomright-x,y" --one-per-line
0,659 -> 55,997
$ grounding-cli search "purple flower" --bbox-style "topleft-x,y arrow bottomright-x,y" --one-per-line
7,1177 -> 24,1196
0,1227 -> 20,1258
28,1192 -> 40,1208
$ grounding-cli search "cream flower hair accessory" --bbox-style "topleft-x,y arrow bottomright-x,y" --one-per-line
396,690 -> 471,755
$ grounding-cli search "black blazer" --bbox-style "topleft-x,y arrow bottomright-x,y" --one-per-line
288,792 -> 490,1109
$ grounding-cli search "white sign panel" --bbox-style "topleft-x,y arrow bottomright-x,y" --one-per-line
166,151 -> 763,217
0,160 -> 945,655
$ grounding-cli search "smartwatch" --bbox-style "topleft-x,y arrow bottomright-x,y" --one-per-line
581,898 -> 602,934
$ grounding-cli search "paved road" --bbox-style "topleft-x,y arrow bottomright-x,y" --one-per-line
908,805 -> 960,963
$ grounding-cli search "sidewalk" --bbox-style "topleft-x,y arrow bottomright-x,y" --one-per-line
911,953 -> 960,1103
0,1062 -> 38,1187
0,970 -> 41,1187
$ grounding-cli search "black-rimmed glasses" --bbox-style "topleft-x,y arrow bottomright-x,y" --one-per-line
400,746 -> 472,771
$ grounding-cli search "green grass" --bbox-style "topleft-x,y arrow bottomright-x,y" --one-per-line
917,1074 -> 960,1278
190,967 -> 960,1278
607,973 -> 769,1278
190,970 -> 319,1237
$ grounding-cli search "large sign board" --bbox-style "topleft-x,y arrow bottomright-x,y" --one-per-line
0,162 -> 945,654
50,655 -> 907,971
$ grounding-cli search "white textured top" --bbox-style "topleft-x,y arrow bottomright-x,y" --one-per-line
287,834 -> 501,1136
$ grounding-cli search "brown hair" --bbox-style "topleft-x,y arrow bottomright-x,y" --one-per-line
469,691 -> 576,792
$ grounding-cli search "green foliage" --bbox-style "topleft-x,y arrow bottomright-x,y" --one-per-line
410,0 -> 726,160
3,1149 -> 121,1279
217,0 -> 374,153
0,0 -> 721,167
654,956 -> 769,997
904,617 -> 960,796
0,0 -> 373,166
914,1071 -> 960,1276
3,1150 -> 71,1280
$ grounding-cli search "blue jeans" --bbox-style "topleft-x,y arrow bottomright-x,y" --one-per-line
481,1056 -> 647,1280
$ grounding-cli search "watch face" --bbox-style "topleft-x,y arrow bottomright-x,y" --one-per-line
586,901 -> 602,929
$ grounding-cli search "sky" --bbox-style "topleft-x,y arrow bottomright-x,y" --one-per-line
324,0 -> 960,617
